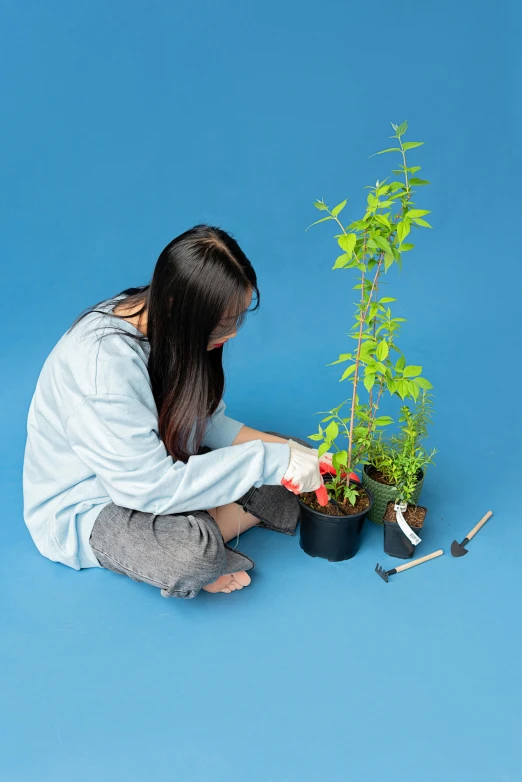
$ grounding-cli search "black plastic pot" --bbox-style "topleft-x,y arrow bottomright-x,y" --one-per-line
383,502 -> 427,559
298,483 -> 374,562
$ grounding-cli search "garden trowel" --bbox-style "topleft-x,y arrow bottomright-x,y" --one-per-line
451,510 -> 493,557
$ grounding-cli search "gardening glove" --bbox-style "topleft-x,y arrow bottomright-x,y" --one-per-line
281,440 -> 333,506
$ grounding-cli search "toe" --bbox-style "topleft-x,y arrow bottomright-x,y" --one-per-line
234,571 -> 251,587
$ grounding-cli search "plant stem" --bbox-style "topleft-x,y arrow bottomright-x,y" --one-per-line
347,228 -> 369,473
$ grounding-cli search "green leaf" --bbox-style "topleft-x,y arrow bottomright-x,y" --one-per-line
326,421 -> 339,440
363,374 -> 376,392
396,355 -> 406,372
376,340 -> 389,360
327,353 -> 352,365
332,253 -> 352,269
305,216 -> 334,231
331,199 -> 347,217
349,219 -> 370,231
360,339 -> 377,358
369,147 -> 401,158
396,379 -> 409,399
337,233 -> 357,255
414,218 -> 433,228
403,365 -> 422,377
340,364 -> 357,381
318,441 -> 330,458
375,214 -> 392,229
397,120 -> 408,136
409,178 -> 430,186
409,381 -> 420,401
373,235 -> 391,253
375,416 -> 394,426
308,433 -> 323,441
313,200 -> 328,211
336,450 -> 348,467
379,297 -> 396,304
397,220 -> 411,244
402,141 -> 424,151
400,243 -> 415,252
407,209 -> 431,218
415,377 -> 433,390
384,254 -> 394,272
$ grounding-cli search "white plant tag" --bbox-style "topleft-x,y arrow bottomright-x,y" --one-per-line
394,502 -> 422,546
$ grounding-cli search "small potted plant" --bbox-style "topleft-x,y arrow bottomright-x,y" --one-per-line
379,391 -> 437,558
298,120 -> 434,562
361,396 -> 426,526
299,397 -> 376,562
362,387 -> 437,527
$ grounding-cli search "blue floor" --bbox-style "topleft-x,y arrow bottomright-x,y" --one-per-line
2,1 -> 521,780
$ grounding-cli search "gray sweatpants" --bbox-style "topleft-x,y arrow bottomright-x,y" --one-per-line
88,430 -> 308,599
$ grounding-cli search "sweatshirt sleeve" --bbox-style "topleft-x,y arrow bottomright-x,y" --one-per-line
202,398 -> 245,449
65,393 -> 290,514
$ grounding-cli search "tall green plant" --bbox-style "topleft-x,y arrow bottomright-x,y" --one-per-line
306,121 -> 433,505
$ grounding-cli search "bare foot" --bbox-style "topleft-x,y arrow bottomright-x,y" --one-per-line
202,570 -> 251,594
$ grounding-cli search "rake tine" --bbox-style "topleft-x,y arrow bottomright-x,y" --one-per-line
375,550 -> 443,584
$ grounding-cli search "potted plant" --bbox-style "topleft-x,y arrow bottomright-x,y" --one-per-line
380,391 -> 437,558
298,120 -> 433,562
361,417 -> 425,525
299,397 -> 375,561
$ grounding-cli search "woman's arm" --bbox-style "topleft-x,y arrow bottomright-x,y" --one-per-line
232,425 -> 289,446
65,393 -> 292,515
202,399 -> 289,448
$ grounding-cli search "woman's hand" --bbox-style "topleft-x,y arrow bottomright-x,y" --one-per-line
281,440 -> 334,505
292,449 -> 360,505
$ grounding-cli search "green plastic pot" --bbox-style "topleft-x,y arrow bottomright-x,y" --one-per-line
360,464 -> 424,525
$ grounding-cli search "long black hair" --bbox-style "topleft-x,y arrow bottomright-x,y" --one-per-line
68,224 -> 260,462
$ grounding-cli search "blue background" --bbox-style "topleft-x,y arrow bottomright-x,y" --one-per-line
1,1 -> 521,780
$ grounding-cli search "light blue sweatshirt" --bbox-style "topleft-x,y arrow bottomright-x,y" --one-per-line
22,297 -> 291,570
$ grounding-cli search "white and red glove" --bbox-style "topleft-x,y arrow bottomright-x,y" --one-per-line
281,442 -> 361,507
281,440 -> 334,506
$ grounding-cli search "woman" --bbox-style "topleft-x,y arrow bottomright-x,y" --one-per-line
23,224 -> 331,599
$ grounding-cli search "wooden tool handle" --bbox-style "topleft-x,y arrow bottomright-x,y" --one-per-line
396,549 -> 444,573
466,510 -> 493,541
